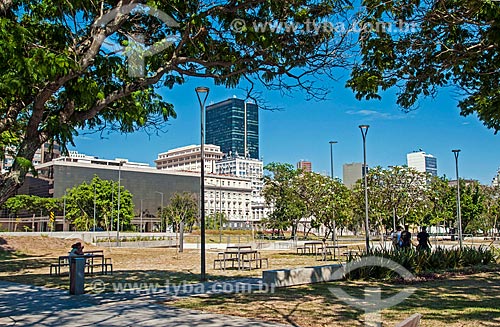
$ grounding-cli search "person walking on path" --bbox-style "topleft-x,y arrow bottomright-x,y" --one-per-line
393,226 -> 403,250
416,226 -> 431,251
400,225 -> 412,250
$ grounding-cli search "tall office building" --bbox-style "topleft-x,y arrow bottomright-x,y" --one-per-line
206,98 -> 259,159
296,160 -> 312,172
343,163 -> 367,188
407,150 -> 438,176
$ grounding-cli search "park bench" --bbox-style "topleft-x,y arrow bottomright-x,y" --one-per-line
214,246 -> 269,270
242,252 -> 268,269
315,244 -> 348,261
342,249 -> 362,259
49,251 -> 112,276
296,246 -> 310,254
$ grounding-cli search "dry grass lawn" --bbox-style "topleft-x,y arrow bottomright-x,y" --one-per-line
171,272 -> 500,327
2,235 -> 500,327
0,235 -> 340,291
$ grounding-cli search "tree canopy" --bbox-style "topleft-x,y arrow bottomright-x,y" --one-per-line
64,176 -> 134,231
163,191 -> 198,232
0,0 -> 353,204
347,0 -> 500,132
263,162 -> 500,237
263,163 -> 353,238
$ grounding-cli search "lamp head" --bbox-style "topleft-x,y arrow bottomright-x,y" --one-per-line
452,149 -> 461,153
329,141 -> 338,145
195,86 -> 210,94
358,124 -> 370,129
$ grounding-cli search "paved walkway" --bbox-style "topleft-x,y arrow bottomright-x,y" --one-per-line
0,280 -> 290,327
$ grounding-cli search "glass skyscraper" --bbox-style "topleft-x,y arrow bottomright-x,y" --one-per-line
206,98 -> 259,159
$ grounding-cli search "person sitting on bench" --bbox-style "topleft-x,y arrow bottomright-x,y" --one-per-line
69,242 -> 84,256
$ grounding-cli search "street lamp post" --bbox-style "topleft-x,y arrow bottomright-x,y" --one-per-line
155,191 -> 164,232
140,199 -> 143,233
116,160 -> 125,246
359,125 -> 370,253
388,165 -> 397,233
93,183 -> 97,237
63,192 -> 66,231
196,86 -> 210,282
329,141 -> 338,248
452,149 -> 463,249
218,178 -> 223,243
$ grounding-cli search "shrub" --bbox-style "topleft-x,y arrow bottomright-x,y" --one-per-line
345,245 -> 497,280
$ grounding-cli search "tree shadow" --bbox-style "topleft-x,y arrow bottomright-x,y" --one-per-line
0,280 -> 286,326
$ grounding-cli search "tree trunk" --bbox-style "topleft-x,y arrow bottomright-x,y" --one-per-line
0,138 -> 43,205
179,220 -> 184,253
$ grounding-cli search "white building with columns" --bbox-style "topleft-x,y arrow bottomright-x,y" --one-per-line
204,174 -> 254,228
215,155 -> 269,222
155,144 -> 224,173
156,146 -> 268,226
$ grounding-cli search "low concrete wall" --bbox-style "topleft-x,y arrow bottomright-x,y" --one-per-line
262,264 -> 343,287
110,240 -> 177,248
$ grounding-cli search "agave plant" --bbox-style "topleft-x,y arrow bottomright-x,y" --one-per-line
345,245 -> 496,280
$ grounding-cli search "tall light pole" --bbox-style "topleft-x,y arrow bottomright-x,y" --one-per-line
63,192 -> 66,231
93,183 -> 97,236
219,178 -> 223,243
111,184 -> 114,231
388,165 -> 397,233
196,86 -> 210,282
452,149 -> 463,249
155,191 -> 164,231
329,141 -> 338,245
359,125 -> 370,253
116,160 -> 125,246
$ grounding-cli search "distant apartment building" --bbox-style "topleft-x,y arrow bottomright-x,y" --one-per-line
297,160 -> 312,172
215,155 -> 268,222
206,98 -> 259,159
449,179 -> 478,187
407,150 -> 438,176
493,168 -> 500,187
343,163 -> 367,188
216,155 -> 264,197
2,142 -> 61,173
155,144 -> 224,173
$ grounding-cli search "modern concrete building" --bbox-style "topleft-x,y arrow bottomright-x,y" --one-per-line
16,151 -> 257,231
343,162 -> 366,188
34,154 -> 199,231
407,150 -> 438,176
296,160 -> 312,173
206,98 -> 259,159
155,144 -> 223,173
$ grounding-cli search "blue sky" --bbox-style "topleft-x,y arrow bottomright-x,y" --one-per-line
70,77 -> 500,185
